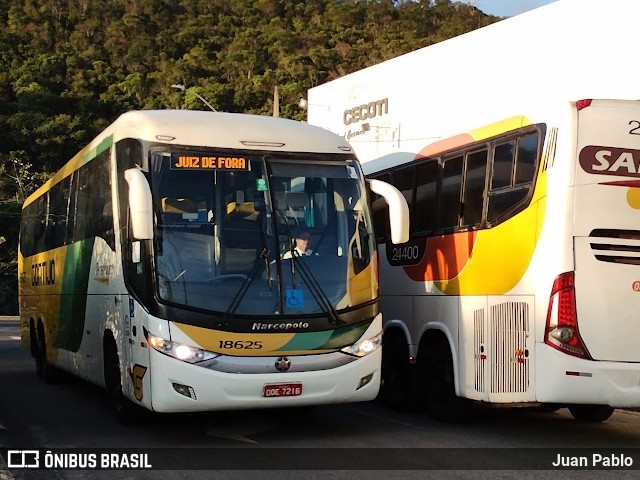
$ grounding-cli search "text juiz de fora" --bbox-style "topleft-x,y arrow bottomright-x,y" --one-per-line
174,156 -> 247,170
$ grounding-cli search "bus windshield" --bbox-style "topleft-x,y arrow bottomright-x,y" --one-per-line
150,149 -> 377,317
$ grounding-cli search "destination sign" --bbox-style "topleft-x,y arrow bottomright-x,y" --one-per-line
171,154 -> 251,171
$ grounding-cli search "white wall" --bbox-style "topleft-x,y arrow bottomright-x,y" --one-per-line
308,0 -> 640,164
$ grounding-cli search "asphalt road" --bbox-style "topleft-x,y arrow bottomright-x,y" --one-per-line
1,318 -> 640,480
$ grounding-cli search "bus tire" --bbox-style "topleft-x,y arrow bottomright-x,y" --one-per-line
29,319 -> 38,358
422,341 -> 474,423
103,335 -> 145,425
35,322 -> 60,384
378,332 -> 415,410
568,405 -> 615,422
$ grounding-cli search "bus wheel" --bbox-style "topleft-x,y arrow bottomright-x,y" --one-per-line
423,342 -> 474,423
29,320 -> 38,358
379,333 -> 415,410
35,322 -> 60,384
103,336 -> 145,425
568,405 -> 615,422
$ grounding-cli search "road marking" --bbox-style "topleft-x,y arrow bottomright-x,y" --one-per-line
9,337 -> 20,341
205,428 -> 259,444
205,418 -> 277,444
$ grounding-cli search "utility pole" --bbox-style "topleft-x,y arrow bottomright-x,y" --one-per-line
273,85 -> 280,117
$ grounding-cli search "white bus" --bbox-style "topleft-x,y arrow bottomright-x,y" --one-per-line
18,110 -> 408,423
305,0 -> 640,422
364,99 -> 640,422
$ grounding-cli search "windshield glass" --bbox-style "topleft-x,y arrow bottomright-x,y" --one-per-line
150,148 -> 377,317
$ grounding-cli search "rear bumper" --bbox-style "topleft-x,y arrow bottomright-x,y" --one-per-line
536,344 -> 640,407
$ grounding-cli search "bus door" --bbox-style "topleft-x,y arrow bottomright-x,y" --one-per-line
573,99 -> 640,362
121,293 -> 152,408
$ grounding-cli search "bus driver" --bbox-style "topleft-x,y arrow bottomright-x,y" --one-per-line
282,230 -> 316,259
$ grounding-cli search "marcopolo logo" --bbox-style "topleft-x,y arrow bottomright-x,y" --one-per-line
251,322 -> 310,331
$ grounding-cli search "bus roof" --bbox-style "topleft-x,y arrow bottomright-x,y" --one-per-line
111,110 -> 352,153
24,110 -> 353,208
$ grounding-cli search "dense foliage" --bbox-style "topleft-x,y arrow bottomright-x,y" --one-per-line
0,0 -> 499,313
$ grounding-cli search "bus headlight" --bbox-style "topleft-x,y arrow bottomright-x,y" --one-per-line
341,332 -> 382,357
145,330 -> 217,364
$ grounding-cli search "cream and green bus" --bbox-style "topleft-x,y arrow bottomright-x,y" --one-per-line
18,110 -> 408,423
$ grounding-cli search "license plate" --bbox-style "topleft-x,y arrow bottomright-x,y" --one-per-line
263,383 -> 302,398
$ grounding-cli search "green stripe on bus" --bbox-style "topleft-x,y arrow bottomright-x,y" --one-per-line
56,239 -> 95,352
80,135 -> 113,167
278,321 -> 370,351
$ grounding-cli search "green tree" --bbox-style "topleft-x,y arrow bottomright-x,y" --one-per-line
0,150 -> 47,314
0,0 -> 499,312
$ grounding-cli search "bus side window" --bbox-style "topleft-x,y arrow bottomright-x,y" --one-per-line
514,133 -> 539,185
491,141 -> 515,190
487,132 -> 540,224
414,160 -> 438,234
20,197 -> 46,257
115,138 -> 149,302
96,151 -> 115,249
47,176 -> 73,247
462,149 -> 488,228
32,195 -> 47,254
437,156 -> 463,231
72,151 -> 115,250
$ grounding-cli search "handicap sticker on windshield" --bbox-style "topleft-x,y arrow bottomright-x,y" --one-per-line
285,288 -> 305,309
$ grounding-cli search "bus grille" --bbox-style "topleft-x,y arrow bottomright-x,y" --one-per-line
541,127 -> 558,172
490,302 -> 530,394
473,302 -> 530,395
474,308 -> 486,393
590,229 -> 640,266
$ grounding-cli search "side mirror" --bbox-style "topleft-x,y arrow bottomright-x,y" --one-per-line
367,179 -> 409,244
124,168 -> 154,240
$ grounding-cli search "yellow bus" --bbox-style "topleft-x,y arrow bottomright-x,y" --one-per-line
18,110 -> 408,423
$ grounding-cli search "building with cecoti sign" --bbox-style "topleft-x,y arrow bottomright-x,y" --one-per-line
307,0 -> 640,169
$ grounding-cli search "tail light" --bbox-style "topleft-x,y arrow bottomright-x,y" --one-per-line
544,272 -> 592,359
576,99 -> 593,110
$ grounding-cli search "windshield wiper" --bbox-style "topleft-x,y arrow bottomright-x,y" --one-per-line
280,215 -> 297,287
223,248 -> 269,322
274,210 -> 341,325
224,208 -> 275,320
